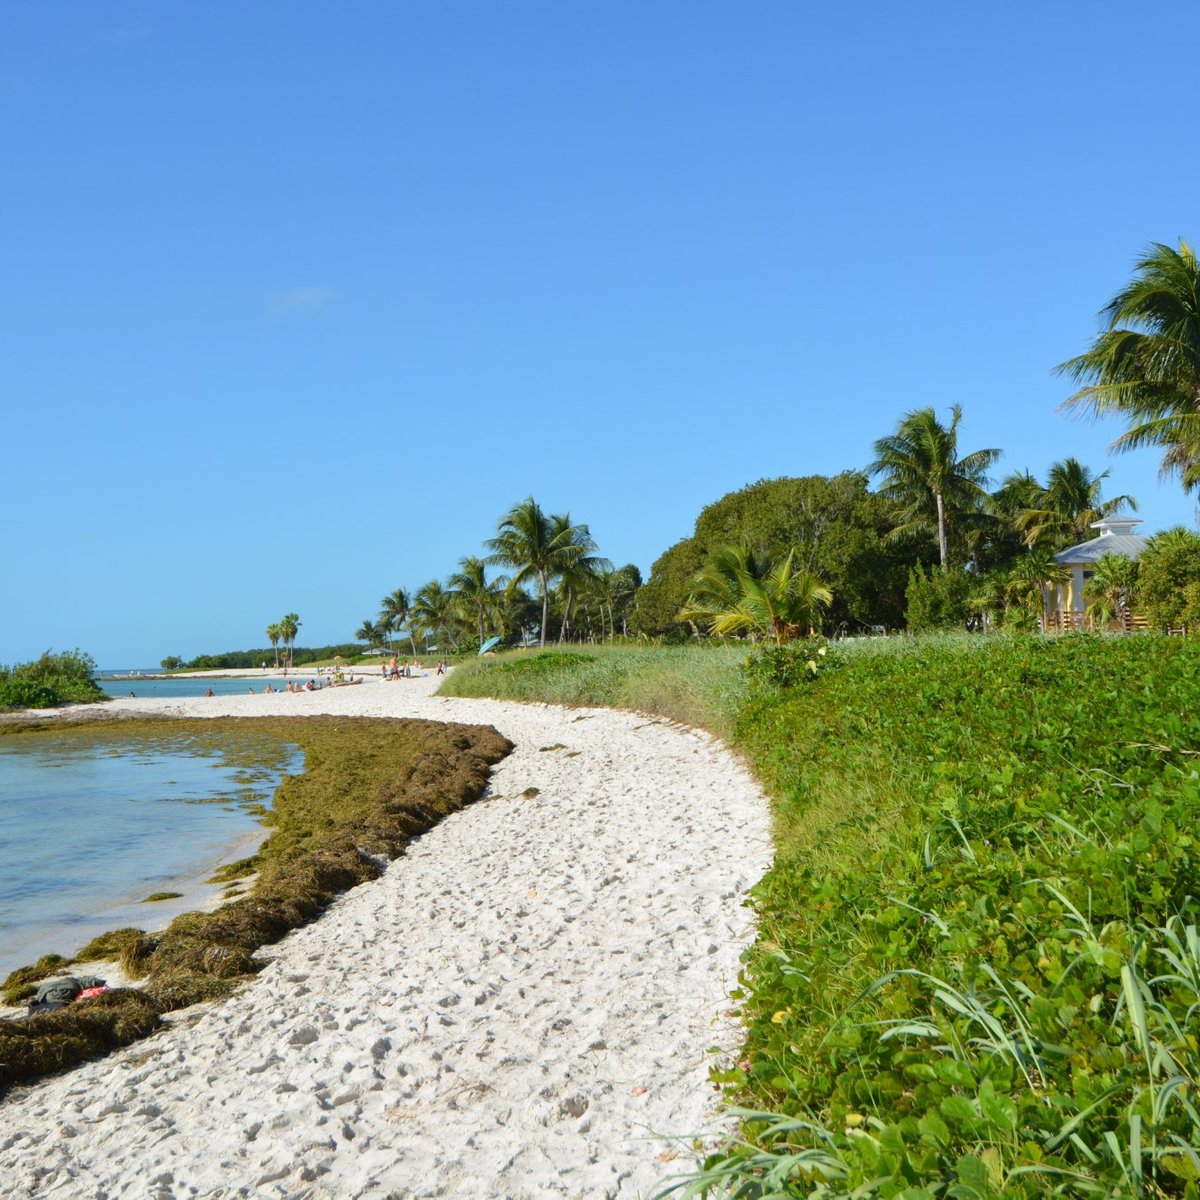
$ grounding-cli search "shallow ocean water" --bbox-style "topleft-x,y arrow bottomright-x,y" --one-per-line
0,732 -> 299,977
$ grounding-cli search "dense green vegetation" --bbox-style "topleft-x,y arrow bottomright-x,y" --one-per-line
447,637 -> 1200,1197
0,715 -> 510,1089
167,642 -> 369,671
0,649 -> 106,710
636,473 -> 918,638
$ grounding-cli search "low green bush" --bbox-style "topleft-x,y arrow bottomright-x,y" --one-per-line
0,679 -> 59,709
0,649 -> 106,710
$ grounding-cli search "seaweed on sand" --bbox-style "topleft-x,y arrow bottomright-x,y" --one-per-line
0,715 -> 511,1091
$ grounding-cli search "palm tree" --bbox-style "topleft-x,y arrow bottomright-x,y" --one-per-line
1058,239 -> 1200,491
1083,553 -> 1139,629
355,619 -> 383,649
486,497 -> 591,648
1016,457 -> 1136,549
447,556 -> 507,647
265,622 -> 283,669
677,546 -> 772,634
378,588 -> 410,658
278,613 -> 300,668
548,514 -> 610,642
1004,549 -> 1069,617
868,405 -> 1001,570
410,580 -> 457,653
679,548 -> 832,643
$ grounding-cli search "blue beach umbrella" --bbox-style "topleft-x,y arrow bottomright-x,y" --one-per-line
478,636 -> 502,655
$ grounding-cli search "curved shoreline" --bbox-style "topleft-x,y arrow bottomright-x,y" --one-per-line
0,674 -> 774,1198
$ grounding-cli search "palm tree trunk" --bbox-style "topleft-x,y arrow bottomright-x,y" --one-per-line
539,571 -> 549,647
936,491 -> 948,570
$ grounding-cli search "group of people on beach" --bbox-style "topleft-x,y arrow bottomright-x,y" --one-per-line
383,657 -> 419,680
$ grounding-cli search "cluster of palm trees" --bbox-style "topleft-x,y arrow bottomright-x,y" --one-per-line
676,407 -> 1140,642
356,498 -> 642,655
265,613 -> 301,668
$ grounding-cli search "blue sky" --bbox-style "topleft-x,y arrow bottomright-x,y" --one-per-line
4,3 -> 1199,666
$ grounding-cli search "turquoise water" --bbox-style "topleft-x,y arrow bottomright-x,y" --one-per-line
0,732 -> 300,978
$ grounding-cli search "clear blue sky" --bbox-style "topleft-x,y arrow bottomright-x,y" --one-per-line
4,3 -> 1199,666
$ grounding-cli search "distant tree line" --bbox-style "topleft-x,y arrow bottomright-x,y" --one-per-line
359,497 -> 643,656
163,643 -> 366,671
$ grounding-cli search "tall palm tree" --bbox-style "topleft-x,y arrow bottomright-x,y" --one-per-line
410,580 -> 457,653
868,405 -> 1001,570
1058,239 -> 1200,491
447,556 -> 507,647
378,588 -> 410,659
1016,457 -> 1136,548
278,613 -> 300,668
265,622 -> 282,669
680,548 -> 831,643
486,497 -> 589,648
548,514 -> 610,642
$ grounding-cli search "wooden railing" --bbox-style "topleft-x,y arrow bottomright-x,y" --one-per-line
1040,610 -> 1157,634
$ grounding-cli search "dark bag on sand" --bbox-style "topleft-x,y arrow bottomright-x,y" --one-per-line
27,975 -> 106,1015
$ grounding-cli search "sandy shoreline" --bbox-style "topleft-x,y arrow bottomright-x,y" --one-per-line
0,674 -> 773,1198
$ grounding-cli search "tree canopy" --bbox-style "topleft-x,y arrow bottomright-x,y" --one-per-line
1059,239 -> 1200,492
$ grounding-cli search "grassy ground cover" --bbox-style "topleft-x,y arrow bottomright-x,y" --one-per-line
0,715 -> 510,1091
439,643 -> 751,734
447,637 -> 1200,1197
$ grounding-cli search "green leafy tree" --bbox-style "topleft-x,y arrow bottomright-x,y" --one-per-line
679,548 -> 832,643
1059,239 -> 1200,491
1134,527 -> 1200,630
904,564 -> 970,632
635,473 -> 914,637
868,405 -> 1000,570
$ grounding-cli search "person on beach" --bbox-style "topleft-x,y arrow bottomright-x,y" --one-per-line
436,660 -> 446,675
205,688 -> 215,698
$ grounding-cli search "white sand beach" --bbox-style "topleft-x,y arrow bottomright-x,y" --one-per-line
0,673 -> 773,1199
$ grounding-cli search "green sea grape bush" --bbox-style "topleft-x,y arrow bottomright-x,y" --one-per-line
716,635 -> 1200,1197
0,649 -> 106,709
742,639 -> 830,690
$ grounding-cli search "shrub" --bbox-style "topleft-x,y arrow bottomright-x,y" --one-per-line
0,679 -> 59,709
0,649 -> 106,709
1136,527 -> 1200,630
904,564 -> 969,631
742,639 -> 829,689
